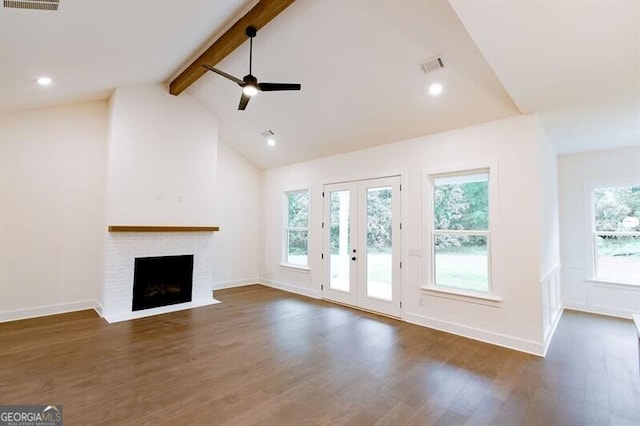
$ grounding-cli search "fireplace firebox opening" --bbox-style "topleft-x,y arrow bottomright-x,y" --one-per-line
132,254 -> 194,311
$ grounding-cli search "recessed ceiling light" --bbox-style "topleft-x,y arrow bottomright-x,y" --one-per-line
261,130 -> 276,146
36,76 -> 52,86
428,82 -> 443,96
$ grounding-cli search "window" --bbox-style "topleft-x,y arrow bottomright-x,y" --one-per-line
592,185 -> 640,284
284,190 -> 309,267
430,170 -> 490,293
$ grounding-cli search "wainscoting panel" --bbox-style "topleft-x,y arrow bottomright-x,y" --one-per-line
563,265 -> 640,318
541,264 -> 563,355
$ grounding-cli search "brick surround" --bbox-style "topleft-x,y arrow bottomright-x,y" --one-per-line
101,232 -> 219,322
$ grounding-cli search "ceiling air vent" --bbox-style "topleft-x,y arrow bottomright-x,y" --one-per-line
3,0 -> 59,11
420,56 -> 445,74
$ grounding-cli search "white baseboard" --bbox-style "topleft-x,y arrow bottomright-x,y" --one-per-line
1,297 -> 223,324
212,278 -> 259,290
404,311 -> 544,356
103,298 -> 220,323
543,306 -> 564,356
259,278 -> 321,299
0,300 -> 96,323
94,300 -> 104,318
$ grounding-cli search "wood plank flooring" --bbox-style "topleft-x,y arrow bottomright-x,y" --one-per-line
1,285 -> 639,425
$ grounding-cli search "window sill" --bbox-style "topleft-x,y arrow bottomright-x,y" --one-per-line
421,287 -> 503,307
586,279 -> 640,289
279,263 -> 310,272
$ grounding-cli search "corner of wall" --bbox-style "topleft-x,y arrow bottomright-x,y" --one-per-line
212,141 -> 263,287
259,278 -> 322,300
541,264 -> 563,356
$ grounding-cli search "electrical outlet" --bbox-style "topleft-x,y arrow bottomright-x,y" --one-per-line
418,297 -> 424,306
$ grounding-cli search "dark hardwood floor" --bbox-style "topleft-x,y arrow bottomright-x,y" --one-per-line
1,285 -> 639,425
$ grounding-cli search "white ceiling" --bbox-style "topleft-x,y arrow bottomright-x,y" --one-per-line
451,0 -> 640,154
0,0 -> 250,110
188,0 -> 519,169
1,0 -> 638,168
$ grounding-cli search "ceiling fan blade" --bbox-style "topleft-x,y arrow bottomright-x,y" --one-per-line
238,93 -> 251,110
258,82 -> 301,92
202,64 -> 244,86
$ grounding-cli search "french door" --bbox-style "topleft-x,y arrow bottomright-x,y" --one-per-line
322,176 -> 402,317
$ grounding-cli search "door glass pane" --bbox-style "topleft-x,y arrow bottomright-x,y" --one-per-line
434,234 -> 488,292
329,191 -> 350,291
595,235 -> 640,284
366,186 -> 392,300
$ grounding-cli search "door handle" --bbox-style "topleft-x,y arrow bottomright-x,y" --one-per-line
351,256 -> 357,261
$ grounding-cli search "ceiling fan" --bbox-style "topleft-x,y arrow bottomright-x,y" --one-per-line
202,26 -> 301,110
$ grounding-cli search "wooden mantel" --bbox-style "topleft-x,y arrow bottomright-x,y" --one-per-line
108,226 -> 219,233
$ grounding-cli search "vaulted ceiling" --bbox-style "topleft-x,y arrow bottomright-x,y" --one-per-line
451,0 -> 640,155
1,0 -> 638,169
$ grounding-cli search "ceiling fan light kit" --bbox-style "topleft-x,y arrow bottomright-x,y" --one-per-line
202,26 -> 301,110
243,83 -> 258,97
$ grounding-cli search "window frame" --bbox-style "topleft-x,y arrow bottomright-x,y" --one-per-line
589,184 -> 640,286
423,163 -> 498,300
282,188 -> 311,270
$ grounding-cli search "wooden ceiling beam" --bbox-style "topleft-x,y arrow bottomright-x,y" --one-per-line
169,0 -> 296,96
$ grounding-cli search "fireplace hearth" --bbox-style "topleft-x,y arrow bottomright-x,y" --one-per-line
132,254 -> 193,311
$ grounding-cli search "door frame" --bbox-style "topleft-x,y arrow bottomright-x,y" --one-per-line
321,175 -> 403,318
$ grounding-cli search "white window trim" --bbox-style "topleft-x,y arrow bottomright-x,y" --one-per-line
421,286 -> 503,307
282,188 -> 311,269
279,263 -> 311,272
586,182 -> 640,286
422,161 -> 499,300
585,278 -> 640,290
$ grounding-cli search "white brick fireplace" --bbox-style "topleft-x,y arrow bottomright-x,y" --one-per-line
99,229 -> 219,323
100,84 -> 220,323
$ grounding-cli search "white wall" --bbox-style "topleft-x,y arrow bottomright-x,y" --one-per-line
535,117 -> 562,352
107,83 -> 261,293
0,101 -> 108,321
261,114 -> 553,354
559,146 -> 640,318
212,142 -> 262,289
536,119 -> 561,278
101,83 -> 221,316
0,84 -> 262,321
107,83 -> 217,225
